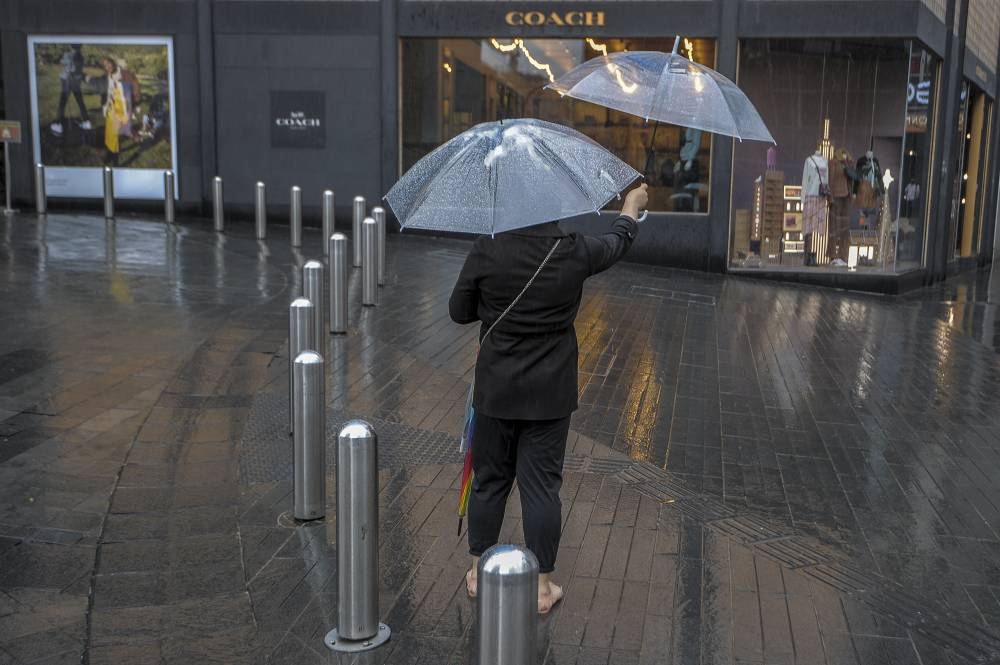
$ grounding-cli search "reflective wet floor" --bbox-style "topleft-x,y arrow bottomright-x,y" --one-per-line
1,211 -> 999,664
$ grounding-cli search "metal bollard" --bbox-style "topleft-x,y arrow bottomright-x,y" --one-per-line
290,186 -> 302,247
293,350 -> 325,520
164,171 -> 175,223
35,164 -> 46,215
373,206 -> 386,286
324,420 -> 391,653
329,233 -> 348,334
288,297 -> 316,433
212,176 -> 224,231
478,545 -> 539,665
352,196 -> 365,267
103,167 -> 114,219
322,190 -> 335,255
303,260 -> 324,354
255,181 -> 267,239
362,218 -> 378,306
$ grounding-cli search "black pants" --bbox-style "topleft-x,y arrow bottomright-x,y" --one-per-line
467,413 -> 570,574
58,79 -> 88,123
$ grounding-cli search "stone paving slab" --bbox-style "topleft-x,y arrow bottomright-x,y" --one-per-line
1,211 -> 999,664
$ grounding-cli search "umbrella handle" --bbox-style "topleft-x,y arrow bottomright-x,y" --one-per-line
637,210 -> 648,223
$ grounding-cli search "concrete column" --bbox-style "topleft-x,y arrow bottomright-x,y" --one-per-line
707,0 -> 739,273
927,0 -> 971,283
196,0 -> 218,216
380,0 -> 399,198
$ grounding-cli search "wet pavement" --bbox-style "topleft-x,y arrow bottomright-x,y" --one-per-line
1,210 -> 999,664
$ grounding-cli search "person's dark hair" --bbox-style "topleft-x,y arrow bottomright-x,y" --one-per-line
71,44 -> 82,51
100,55 -> 119,73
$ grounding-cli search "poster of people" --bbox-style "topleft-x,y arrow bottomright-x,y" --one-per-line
28,36 -> 177,199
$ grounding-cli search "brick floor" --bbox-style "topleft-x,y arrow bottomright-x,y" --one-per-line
0,211 -> 999,663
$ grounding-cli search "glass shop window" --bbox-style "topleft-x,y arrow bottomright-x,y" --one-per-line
729,39 -> 939,274
401,37 -> 717,214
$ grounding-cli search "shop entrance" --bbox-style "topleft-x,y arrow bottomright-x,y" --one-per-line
954,85 -> 992,258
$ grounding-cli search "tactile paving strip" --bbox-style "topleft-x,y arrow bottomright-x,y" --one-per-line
238,391 -> 463,485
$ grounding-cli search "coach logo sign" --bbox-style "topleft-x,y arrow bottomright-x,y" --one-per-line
276,112 -> 321,129
504,10 -> 605,27
270,91 -> 326,149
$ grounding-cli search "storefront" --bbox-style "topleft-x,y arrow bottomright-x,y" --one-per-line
728,39 -> 940,277
1,0 -> 997,293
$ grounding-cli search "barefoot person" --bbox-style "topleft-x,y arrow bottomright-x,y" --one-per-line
450,183 -> 648,614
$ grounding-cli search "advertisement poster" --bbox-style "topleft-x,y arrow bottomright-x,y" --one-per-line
27,36 -> 177,199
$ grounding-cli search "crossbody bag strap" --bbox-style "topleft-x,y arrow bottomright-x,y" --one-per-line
481,238 -> 561,344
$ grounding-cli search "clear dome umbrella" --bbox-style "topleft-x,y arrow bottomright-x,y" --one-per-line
384,118 -> 641,235
546,37 -> 775,144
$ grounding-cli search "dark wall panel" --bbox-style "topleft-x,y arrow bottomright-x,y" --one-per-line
214,33 -> 380,208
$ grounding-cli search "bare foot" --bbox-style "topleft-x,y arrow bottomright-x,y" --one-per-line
466,567 -> 477,598
538,580 -> 563,614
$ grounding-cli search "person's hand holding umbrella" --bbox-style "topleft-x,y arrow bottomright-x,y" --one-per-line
621,182 -> 649,222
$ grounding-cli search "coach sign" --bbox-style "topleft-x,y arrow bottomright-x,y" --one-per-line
271,91 -> 326,149
504,10 -> 605,26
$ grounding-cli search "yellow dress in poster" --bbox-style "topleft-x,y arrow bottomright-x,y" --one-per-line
103,78 -> 128,155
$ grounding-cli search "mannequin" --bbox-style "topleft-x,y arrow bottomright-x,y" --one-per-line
673,127 -> 702,212
903,178 -> 920,217
876,169 -> 895,267
854,150 -> 883,227
827,148 -> 855,260
801,148 -> 830,265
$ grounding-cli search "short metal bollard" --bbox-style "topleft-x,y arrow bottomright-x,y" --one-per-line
324,420 -> 391,653
35,164 -> 46,215
322,190 -> 335,255
362,218 -> 378,306
103,167 -> 114,219
255,181 -> 267,239
290,186 -> 303,247
373,206 -> 386,286
288,297 -> 316,433
329,233 -> 348,334
352,196 -> 365,267
293,350 -> 325,520
303,260 -> 324,355
212,176 -> 224,231
478,545 -> 539,665
164,171 -> 175,223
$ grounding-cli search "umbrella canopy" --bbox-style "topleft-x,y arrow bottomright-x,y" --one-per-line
385,118 -> 640,234
545,43 -> 775,143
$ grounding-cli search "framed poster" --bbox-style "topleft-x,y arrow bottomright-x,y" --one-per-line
27,35 -> 178,199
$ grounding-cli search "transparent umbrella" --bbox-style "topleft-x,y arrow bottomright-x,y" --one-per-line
546,38 -> 775,143
384,118 -> 641,235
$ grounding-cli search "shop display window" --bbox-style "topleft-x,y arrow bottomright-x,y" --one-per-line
729,40 -> 939,274
401,38 -> 716,214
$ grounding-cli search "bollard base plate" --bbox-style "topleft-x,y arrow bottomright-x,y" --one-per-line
324,624 -> 391,652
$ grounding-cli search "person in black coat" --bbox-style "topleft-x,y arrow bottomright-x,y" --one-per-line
450,183 -> 648,613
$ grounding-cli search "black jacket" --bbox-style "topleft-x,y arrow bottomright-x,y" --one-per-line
449,216 -> 638,420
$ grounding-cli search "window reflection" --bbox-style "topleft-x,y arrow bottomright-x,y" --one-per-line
401,38 -> 717,214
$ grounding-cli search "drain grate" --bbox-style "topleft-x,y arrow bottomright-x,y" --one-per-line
628,285 -> 718,307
